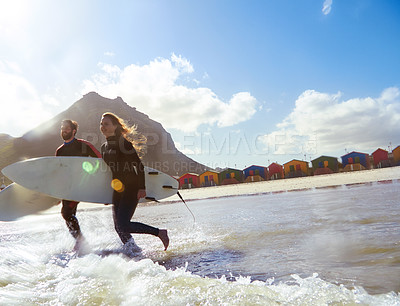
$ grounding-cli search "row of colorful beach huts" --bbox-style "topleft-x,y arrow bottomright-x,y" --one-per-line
178,146 -> 400,189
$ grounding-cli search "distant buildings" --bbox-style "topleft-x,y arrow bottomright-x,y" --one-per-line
372,148 -> 391,168
176,144 -> 400,189
341,151 -> 370,171
311,156 -> 338,175
392,146 -> 400,166
267,163 -> 284,180
283,160 -> 309,178
178,173 -> 200,189
219,168 -> 243,185
243,165 -> 268,182
199,170 -> 219,187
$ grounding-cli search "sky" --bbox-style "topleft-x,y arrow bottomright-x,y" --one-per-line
0,0 -> 399,170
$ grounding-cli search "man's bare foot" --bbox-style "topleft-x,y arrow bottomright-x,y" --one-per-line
158,229 -> 169,251
73,235 -> 90,256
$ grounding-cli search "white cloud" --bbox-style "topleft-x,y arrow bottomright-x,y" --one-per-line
322,0 -> 333,15
104,51 -> 115,57
174,140 -> 202,155
217,92 -> 257,127
82,55 -> 258,132
171,53 -> 194,74
260,88 -> 400,158
0,61 -> 55,136
378,87 -> 400,102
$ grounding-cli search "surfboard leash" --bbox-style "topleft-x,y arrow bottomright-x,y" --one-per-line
177,191 -> 196,224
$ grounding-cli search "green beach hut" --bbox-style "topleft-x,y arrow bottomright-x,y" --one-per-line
311,156 -> 339,175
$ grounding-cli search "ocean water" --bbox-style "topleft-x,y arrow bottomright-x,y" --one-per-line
0,181 -> 399,305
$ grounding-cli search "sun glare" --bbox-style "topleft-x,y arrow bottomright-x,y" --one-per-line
0,1 -> 30,34
82,160 -> 100,175
111,179 -> 124,193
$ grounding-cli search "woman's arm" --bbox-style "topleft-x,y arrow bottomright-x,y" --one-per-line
122,138 -> 146,190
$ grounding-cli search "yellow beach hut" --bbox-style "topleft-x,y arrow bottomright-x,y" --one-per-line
199,170 -> 219,187
393,145 -> 400,166
283,159 -> 309,178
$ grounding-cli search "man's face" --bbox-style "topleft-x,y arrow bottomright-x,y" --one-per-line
61,123 -> 75,141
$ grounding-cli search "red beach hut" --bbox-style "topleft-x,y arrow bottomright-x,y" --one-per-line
372,148 -> 390,168
179,173 -> 200,189
267,163 -> 284,180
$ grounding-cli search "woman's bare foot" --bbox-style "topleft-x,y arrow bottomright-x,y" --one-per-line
158,229 -> 169,251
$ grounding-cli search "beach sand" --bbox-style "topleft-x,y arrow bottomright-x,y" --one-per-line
60,166 -> 400,212
166,166 -> 400,202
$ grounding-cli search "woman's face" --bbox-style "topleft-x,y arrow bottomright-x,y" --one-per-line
100,116 -> 117,138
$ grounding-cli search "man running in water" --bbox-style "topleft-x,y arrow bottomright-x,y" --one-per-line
56,120 -> 101,247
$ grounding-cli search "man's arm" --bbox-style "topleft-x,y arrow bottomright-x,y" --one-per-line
78,139 -> 101,158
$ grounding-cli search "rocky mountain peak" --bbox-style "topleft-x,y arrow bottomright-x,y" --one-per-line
1,93 -> 208,177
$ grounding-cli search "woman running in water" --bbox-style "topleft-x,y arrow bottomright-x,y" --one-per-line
100,112 -> 169,251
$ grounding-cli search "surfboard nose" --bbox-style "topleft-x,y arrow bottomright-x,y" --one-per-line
1,161 -> 21,182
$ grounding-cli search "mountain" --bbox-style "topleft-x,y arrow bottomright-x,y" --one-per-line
0,92 -> 208,183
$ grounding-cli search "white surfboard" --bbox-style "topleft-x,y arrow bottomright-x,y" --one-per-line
2,157 -> 178,204
0,183 -> 60,221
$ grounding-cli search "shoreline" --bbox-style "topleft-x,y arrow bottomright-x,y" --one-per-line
164,166 -> 400,203
33,166 -> 400,215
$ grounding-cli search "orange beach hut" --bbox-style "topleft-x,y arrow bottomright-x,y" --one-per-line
393,146 -> 400,166
283,159 -> 309,178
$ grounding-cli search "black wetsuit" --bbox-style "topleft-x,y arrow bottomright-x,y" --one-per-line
56,138 -> 101,239
101,135 -> 159,244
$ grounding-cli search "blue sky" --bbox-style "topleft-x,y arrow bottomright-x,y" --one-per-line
0,0 -> 399,169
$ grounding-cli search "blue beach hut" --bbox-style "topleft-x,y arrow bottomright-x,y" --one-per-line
341,151 -> 370,171
243,165 -> 268,182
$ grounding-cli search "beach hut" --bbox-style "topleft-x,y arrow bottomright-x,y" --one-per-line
218,168 -> 243,185
341,151 -> 370,171
311,156 -> 338,175
179,173 -> 200,189
283,159 -> 309,178
267,163 -> 284,180
372,148 -> 391,168
243,165 -> 268,183
393,145 -> 400,166
199,170 -> 219,187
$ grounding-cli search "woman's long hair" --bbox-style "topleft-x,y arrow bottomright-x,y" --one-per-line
102,112 -> 147,157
